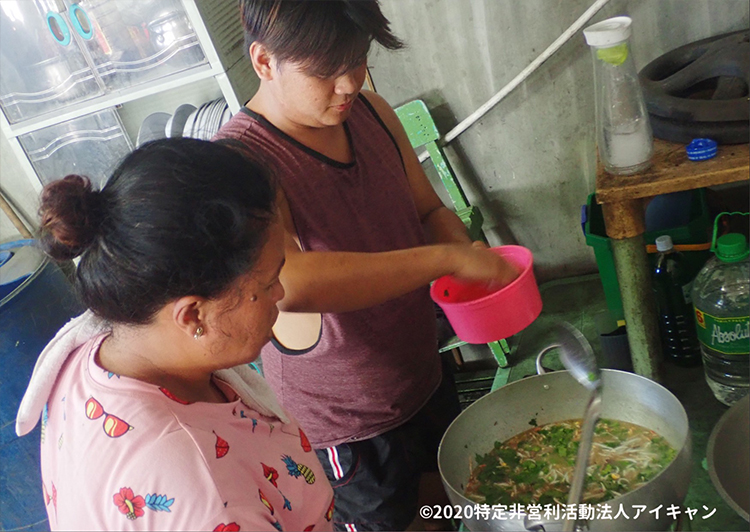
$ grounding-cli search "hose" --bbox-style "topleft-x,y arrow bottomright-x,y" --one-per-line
419,0 -> 613,162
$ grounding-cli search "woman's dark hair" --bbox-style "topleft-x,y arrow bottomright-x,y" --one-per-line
240,0 -> 404,78
39,138 -> 276,325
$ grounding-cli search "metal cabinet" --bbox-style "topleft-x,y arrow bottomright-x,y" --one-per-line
18,108 -> 132,188
0,0 -> 257,190
63,0 -> 208,95
0,0 -> 105,123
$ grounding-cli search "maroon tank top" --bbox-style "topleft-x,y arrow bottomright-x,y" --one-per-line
214,95 -> 441,448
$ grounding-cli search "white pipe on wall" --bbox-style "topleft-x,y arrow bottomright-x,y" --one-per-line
419,0 -> 613,162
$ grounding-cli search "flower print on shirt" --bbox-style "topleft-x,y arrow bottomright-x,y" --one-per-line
262,463 -> 279,487
112,488 -> 175,521
113,487 -> 146,520
262,464 -> 293,511
41,334 -> 333,530
213,524 -> 241,532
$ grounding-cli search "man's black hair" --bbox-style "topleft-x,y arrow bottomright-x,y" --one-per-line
241,0 -> 404,77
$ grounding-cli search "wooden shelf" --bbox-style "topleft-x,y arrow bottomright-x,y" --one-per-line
592,137 -> 749,381
595,138 -> 749,204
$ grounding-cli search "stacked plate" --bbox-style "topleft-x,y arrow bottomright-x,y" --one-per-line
135,112 -> 170,147
180,98 -> 233,140
135,98 -> 232,147
165,103 -> 196,138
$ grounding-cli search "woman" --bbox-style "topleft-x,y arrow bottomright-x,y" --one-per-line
15,138 -> 334,531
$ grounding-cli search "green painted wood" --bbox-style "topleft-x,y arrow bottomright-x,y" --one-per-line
395,99 -> 469,210
488,340 -> 509,367
457,206 -> 485,243
425,142 -> 469,210
438,336 -> 509,369
491,366 -> 512,391
394,100 -> 439,147
396,99 -> 514,372
438,335 -> 466,353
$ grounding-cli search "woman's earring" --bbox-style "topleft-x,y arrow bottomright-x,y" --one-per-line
194,326 -> 204,340
250,295 -> 257,302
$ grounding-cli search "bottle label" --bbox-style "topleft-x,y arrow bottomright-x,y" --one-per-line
694,308 -> 750,355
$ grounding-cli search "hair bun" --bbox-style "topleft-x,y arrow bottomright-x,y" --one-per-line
39,175 -> 103,260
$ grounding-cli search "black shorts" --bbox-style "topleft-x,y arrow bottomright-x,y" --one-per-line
314,363 -> 461,531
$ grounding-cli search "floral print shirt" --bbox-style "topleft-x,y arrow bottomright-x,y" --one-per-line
40,334 -> 334,531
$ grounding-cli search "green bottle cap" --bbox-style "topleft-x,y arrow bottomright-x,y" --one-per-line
716,233 -> 750,262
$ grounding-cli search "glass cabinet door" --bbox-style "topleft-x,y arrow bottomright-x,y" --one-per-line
18,108 -> 132,189
0,0 -> 104,123
69,0 -> 208,92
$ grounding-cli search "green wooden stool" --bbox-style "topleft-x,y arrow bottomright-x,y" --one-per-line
395,99 -> 511,370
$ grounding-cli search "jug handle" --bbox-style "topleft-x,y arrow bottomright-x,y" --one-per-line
710,211 -> 749,253
535,344 -> 560,375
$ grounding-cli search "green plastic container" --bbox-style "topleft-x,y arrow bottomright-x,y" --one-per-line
585,189 -> 712,324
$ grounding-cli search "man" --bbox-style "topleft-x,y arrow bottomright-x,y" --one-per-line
214,2 -> 517,529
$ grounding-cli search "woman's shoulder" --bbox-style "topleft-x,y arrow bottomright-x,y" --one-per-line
43,392 -> 242,528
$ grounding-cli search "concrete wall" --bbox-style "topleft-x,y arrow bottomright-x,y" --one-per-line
369,0 -> 749,282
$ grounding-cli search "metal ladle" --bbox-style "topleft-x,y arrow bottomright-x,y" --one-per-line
557,322 -> 602,532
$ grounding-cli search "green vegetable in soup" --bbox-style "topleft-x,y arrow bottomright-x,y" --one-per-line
465,418 -> 677,506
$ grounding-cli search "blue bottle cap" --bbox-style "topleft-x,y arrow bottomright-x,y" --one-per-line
686,138 -> 718,161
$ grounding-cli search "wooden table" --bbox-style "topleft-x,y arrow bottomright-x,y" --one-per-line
595,139 -> 749,381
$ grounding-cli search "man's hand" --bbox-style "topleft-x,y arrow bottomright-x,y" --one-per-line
448,242 -> 520,290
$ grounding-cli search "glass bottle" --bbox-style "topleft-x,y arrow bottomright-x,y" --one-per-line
652,235 -> 701,366
584,16 -> 653,175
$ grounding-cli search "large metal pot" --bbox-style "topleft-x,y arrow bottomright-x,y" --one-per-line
707,395 -> 749,521
438,365 -> 691,531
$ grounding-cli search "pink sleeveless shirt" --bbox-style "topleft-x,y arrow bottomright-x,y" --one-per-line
214,95 -> 441,448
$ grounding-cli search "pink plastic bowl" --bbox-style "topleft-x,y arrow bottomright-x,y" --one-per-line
430,246 -> 542,344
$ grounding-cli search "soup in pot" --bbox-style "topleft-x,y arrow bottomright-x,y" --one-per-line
465,418 -> 676,506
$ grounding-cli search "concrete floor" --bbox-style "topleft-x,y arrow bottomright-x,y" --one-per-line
475,273 -> 749,531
